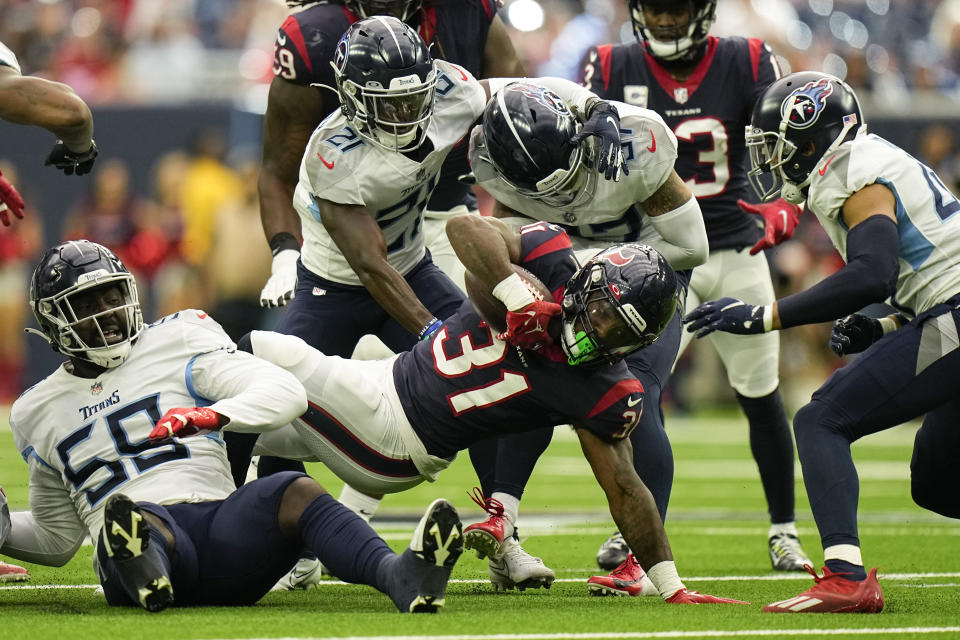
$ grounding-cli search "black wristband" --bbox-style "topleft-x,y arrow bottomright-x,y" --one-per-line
269,232 -> 300,256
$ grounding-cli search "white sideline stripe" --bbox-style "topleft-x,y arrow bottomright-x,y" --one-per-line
207,627 -> 960,639
7,571 -> 960,591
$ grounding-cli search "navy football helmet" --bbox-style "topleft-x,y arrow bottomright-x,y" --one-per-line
560,244 -> 678,366
332,16 -> 437,151
746,71 -> 863,204
29,240 -> 143,369
478,81 -> 597,208
345,0 -> 422,23
629,0 -> 716,62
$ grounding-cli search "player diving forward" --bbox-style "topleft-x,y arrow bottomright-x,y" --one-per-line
157,215 -> 746,607
686,71 -> 960,613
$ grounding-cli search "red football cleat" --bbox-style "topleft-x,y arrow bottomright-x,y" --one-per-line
586,553 -> 658,597
666,588 -> 749,604
463,487 -> 508,559
0,561 -> 29,583
763,565 -> 884,613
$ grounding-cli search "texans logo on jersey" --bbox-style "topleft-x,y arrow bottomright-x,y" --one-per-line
781,78 -> 834,130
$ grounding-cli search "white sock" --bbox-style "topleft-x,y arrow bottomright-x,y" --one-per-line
824,544 -> 863,566
491,491 -> 518,537
769,522 -> 799,538
647,560 -> 686,599
337,485 -> 381,522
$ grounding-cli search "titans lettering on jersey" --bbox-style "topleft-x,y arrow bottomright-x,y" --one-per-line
393,223 -> 645,457
807,133 -> 960,317
581,36 -> 781,251
293,59 -> 487,285
9,311 -> 237,540
272,0 -> 497,210
470,104 -> 678,244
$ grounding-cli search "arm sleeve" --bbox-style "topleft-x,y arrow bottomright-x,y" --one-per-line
777,215 -> 900,328
644,196 -> 709,270
1,462 -> 85,566
190,348 -> 309,434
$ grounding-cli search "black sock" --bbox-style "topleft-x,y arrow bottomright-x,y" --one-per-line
298,493 -> 395,592
825,559 -> 867,581
736,389 -> 796,524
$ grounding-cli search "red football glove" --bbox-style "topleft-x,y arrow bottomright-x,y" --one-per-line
0,170 -> 25,227
666,588 -> 750,605
738,197 -> 802,255
498,299 -> 562,350
149,407 -> 222,441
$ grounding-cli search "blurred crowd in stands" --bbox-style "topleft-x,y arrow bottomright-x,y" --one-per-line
1,0 -> 959,410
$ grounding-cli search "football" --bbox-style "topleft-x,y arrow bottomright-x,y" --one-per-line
464,264 -> 554,334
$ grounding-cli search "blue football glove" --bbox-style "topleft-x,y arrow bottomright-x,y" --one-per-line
829,313 -> 882,357
684,297 -> 767,338
569,101 -> 628,182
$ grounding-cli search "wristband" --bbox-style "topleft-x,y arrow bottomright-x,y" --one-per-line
418,317 -> 442,341
492,272 -> 536,311
763,305 -> 773,332
269,232 -> 300,257
878,316 -> 900,334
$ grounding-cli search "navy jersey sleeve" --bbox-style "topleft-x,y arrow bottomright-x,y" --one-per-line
579,375 -> 646,442
746,38 -> 781,113
272,9 -> 349,90
517,222 -> 577,296
579,44 -> 614,98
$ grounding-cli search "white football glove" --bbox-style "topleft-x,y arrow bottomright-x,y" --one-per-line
260,249 -> 300,307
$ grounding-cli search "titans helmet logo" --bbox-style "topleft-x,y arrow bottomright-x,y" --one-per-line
334,36 -> 348,73
513,82 -> 570,116
781,78 -> 834,130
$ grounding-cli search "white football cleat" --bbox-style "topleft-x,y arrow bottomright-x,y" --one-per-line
271,556 -> 327,591
488,536 -> 554,592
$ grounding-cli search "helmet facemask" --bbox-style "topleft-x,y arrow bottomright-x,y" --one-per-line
33,272 -> 143,369
338,70 -> 437,152
630,0 -> 716,62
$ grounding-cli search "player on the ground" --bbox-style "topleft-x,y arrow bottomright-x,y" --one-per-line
231,15 -> 624,591
0,240 -> 464,613
579,0 -> 810,575
463,80 -> 707,595
165,215 -> 746,606
685,70 -> 960,613
0,40 -> 98,183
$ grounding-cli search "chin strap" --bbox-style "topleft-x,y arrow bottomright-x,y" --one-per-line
24,327 -> 53,345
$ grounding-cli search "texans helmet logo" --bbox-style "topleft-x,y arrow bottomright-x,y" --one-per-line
513,82 -> 570,116
600,247 -> 637,267
781,78 -> 833,130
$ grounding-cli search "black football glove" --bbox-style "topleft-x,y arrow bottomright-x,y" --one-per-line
829,313 -> 883,357
570,101 -> 628,182
684,297 -> 767,338
45,139 -> 99,176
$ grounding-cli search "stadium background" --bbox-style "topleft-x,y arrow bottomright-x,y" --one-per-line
2,0 -> 960,410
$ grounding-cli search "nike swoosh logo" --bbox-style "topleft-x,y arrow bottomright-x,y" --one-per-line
605,116 -> 617,128
626,396 -> 641,407
779,210 -> 788,228
277,33 -> 287,46
647,131 -> 656,153
316,152 -> 334,169
818,155 -> 836,176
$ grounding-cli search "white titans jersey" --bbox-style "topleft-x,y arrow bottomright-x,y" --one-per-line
807,132 -> 960,316
10,311 -> 293,542
0,40 -> 21,73
294,60 -> 487,285
470,102 -> 678,242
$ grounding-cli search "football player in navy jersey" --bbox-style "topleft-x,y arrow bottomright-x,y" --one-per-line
579,0 -> 811,575
0,240 -> 465,614
687,71 -> 960,613
189,216 -> 748,605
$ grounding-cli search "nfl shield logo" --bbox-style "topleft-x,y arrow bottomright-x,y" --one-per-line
674,88 -> 689,104
623,85 -> 648,108
90,382 -> 103,395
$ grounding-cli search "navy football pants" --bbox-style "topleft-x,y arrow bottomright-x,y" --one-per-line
794,296 -> 960,552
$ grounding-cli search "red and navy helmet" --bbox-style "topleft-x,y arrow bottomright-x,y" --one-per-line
333,16 -> 437,151
560,244 -> 678,366
746,71 -> 863,203
30,240 -> 143,369
628,0 -> 716,62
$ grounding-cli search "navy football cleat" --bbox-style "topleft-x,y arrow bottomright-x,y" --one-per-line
102,493 -> 174,612
388,498 -> 463,613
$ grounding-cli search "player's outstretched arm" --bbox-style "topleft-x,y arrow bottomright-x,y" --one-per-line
0,67 -> 94,160
446,214 -> 521,291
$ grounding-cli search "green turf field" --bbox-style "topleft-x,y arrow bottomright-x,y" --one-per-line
2,411 -> 958,639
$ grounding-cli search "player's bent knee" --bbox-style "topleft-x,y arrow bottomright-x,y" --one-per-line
278,476 -> 329,533
911,478 -> 960,518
